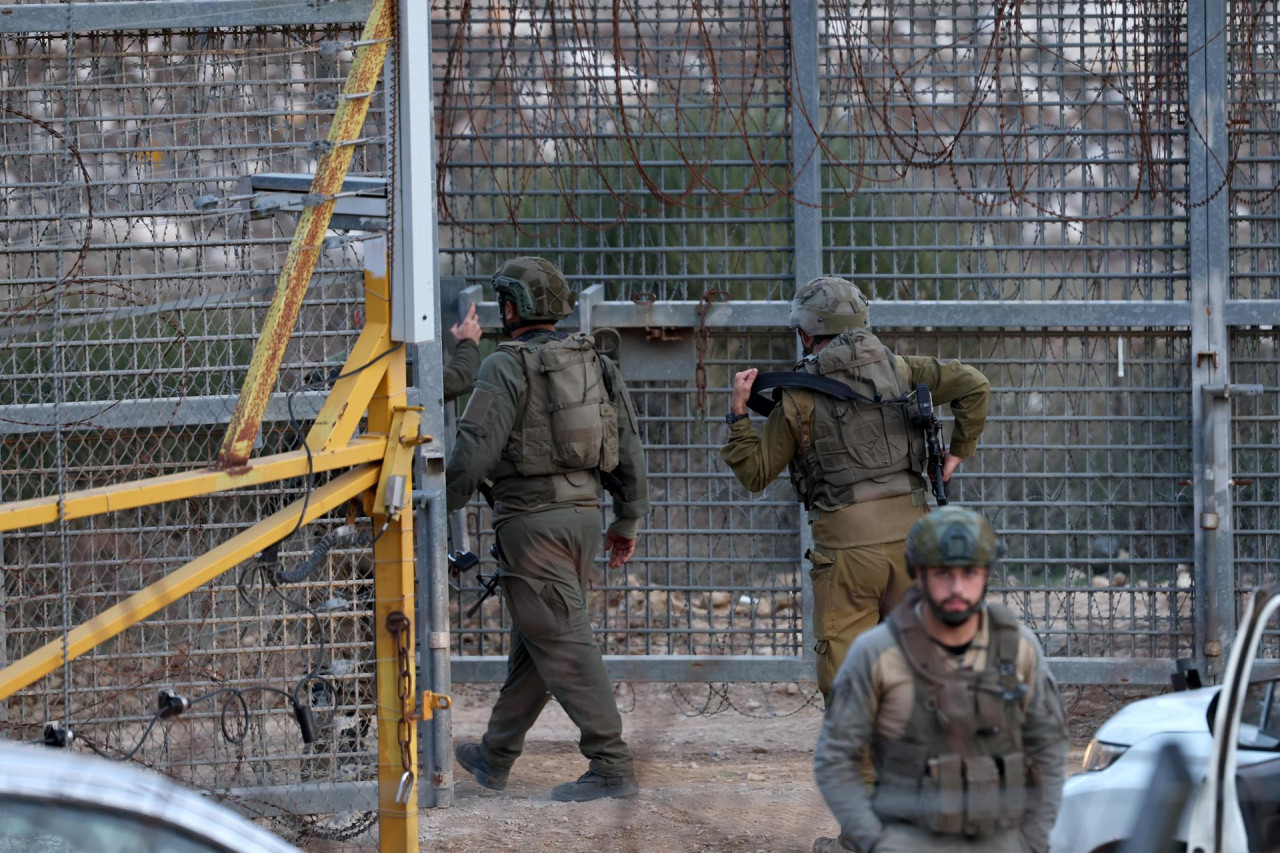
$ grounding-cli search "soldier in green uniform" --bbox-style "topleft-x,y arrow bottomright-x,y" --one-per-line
447,257 -> 648,802
443,301 -> 483,402
812,507 -> 1068,853
720,277 -> 990,699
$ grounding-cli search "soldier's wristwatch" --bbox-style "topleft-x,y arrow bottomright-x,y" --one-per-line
725,410 -> 749,425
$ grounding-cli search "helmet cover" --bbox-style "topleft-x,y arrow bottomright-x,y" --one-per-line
905,505 -> 1002,578
493,256 -> 575,323
788,277 -> 870,337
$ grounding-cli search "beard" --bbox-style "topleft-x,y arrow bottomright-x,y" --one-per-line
925,593 -> 983,627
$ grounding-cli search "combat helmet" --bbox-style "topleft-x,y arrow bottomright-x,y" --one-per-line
492,256 -> 575,324
788,276 -> 870,337
904,505 -> 1003,578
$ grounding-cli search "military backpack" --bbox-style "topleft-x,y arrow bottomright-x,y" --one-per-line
787,328 -> 927,511
499,334 -> 620,477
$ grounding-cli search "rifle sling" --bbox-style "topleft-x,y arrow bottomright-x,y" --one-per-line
745,371 -> 904,417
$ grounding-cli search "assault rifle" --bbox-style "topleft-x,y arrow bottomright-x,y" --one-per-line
448,544 -> 502,618
913,383 -> 948,506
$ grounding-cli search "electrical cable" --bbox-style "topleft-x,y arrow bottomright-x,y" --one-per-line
75,681 -> 326,762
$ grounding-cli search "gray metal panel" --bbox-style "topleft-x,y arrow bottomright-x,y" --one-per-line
223,781 -> 377,818
451,654 -> 1176,686
452,654 -> 813,683
472,300 -> 1195,331
1046,658 -> 1176,686
390,0 -> 440,345
0,1 -> 373,33
1224,302 -> 1280,326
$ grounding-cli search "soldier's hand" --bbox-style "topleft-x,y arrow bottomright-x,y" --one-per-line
604,531 -> 636,568
450,303 -> 482,344
730,368 -> 758,416
942,452 -> 963,482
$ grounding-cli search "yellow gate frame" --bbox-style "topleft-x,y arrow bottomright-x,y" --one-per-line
0,1 -> 441,848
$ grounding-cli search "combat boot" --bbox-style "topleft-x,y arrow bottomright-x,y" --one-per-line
549,770 -> 639,802
454,741 -> 509,791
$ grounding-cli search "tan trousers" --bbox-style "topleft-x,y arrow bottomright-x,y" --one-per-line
809,539 -> 916,699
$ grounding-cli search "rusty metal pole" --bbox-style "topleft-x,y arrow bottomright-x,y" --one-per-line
216,0 -> 393,471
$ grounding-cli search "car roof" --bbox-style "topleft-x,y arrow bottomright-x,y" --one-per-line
0,741 -> 300,853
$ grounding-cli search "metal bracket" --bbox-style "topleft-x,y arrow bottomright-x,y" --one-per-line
238,172 -> 387,231
409,690 -> 452,722
373,408 -> 422,523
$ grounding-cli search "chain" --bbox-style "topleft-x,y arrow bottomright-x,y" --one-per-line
693,289 -> 729,421
386,611 -> 414,782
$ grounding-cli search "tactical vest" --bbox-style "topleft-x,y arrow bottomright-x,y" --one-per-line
871,590 -> 1030,838
498,333 -> 620,478
786,329 -> 927,511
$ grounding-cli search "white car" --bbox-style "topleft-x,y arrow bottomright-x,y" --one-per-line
0,741 -> 300,853
1051,586 -> 1280,853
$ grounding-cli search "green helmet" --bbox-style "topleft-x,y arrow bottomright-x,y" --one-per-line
904,506 -> 1002,578
492,256 -> 575,323
788,277 -> 870,337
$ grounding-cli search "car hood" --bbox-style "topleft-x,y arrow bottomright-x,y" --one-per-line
0,742 -> 300,853
1094,686 -> 1220,747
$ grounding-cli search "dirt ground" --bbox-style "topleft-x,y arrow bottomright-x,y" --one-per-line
397,682 -> 1142,853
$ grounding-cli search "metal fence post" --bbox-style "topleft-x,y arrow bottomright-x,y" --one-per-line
1187,0 -> 1233,680
392,0 -> 453,808
790,0 -> 822,670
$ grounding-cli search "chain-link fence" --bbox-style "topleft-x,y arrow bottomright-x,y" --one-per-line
0,8 -> 386,846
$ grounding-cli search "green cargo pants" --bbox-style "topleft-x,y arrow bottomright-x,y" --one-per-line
809,539 -> 915,699
480,505 -> 633,777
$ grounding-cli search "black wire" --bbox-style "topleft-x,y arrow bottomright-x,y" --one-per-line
283,387 -> 315,544
281,342 -> 404,546
78,682 -> 321,762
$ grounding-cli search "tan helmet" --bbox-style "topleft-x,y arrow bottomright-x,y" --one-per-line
492,256 -> 575,323
788,277 -> 870,337
904,505 -> 1003,578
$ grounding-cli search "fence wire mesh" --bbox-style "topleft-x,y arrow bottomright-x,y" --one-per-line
0,0 -> 1278,843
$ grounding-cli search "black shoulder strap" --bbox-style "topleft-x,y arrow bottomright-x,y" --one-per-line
745,371 -> 905,417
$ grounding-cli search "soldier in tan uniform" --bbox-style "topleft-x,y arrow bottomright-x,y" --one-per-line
721,277 -> 990,697
812,507 -> 1068,853
447,257 -> 649,802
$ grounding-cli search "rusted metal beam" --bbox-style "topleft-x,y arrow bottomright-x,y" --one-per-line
216,0 -> 393,470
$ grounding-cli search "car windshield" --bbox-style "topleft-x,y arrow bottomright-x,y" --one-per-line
1238,677 -> 1280,751
0,796 -> 227,853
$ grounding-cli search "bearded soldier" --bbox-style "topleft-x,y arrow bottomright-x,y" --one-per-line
447,257 -> 648,802
812,507 -> 1068,853
721,277 -> 990,698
